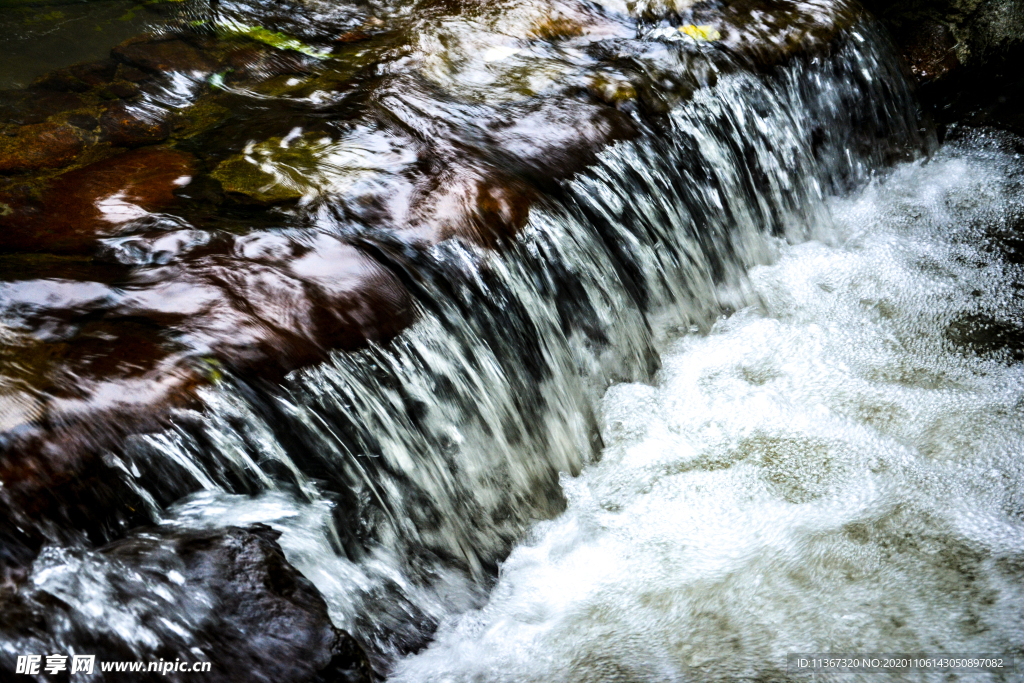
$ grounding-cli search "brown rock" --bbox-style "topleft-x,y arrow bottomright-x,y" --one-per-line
117,232 -> 416,377
408,169 -> 535,247
0,123 -> 84,174
99,80 -> 143,100
0,276 -> 205,556
0,147 -> 196,252
71,59 -> 122,87
0,355 -> 203,562
114,63 -> 152,82
29,68 -> 91,93
112,36 -> 220,75
29,60 -> 118,92
100,101 -> 171,147
333,30 -> 371,43
0,90 -> 87,125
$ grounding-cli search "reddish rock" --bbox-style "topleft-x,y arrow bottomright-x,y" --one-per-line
29,69 -> 91,93
0,345 -> 204,559
29,60 -> 119,92
0,123 -> 84,174
0,147 -> 196,253
100,101 -> 171,146
408,169 -> 535,247
333,30 -> 371,43
112,36 -> 219,75
0,234 -> 414,553
117,232 -> 416,376
114,63 -> 152,82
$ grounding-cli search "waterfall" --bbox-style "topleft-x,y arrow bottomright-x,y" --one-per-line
59,15 -> 948,670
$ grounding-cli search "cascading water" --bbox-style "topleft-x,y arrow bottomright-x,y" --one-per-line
4,1 -> 1022,679
387,130 -> 1024,682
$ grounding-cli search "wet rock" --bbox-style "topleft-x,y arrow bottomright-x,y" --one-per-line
99,80 -> 143,100
169,101 -> 233,140
862,1 -> 1024,137
896,19 -> 961,82
588,74 -> 638,107
0,524 -> 373,683
115,63 -> 153,83
29,69 -> 92,94
117,232 -> 416,376
211,146 -> 310,204
209,128 -> 416,207
0,335 -> 202,565
0,123 -> 84,174
0,272 -> 205,551
407,169 -> 536,247
112,36 -> 220,75
862,0 -> 1024,69
0,90 -> 88,126
485,99 -> 637,180
29,59 -> 119,93
100,102 -> 172,147
73,59 -> 124,88
0,147 -> 196,253
333,30 -> 372,44
64,112 -> 101,131
0,231 -> 414,562
222,44 -> 318,85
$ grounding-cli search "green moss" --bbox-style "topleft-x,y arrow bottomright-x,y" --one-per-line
171,99 -> 232,139
192,19 -> 330,58
589,74 -> 638,105
210,139 -> 320,204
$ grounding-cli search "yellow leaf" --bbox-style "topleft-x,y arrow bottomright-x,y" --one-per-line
679,24 -> 721,41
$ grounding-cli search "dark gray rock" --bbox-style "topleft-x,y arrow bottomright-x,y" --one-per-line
0,524 -> 373,683
862,0 -> 1024,70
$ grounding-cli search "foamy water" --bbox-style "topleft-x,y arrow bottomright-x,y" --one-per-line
388,132 -> 1024,682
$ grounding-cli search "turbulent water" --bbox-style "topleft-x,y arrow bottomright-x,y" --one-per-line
98,25 -> 928,665
5,1 -> 1024,678
388,133 -> 1024,681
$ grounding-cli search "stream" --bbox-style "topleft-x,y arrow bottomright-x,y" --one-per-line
1,0 -> 1023,680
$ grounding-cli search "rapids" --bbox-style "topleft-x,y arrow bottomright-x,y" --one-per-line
2,0 -> 1023,679
102,24 -> 935,670
389,131 -> 1024,682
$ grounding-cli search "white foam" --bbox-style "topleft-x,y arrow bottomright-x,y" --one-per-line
389,135 -> 1024,681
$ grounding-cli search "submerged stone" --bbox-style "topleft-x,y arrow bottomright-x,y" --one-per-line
0,147 -> 196,252
0,122 -> 84,174
112,36 -> 220,75
100,101 -> 172,147
211,148 -> 310,204
0,90 -> 87,126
